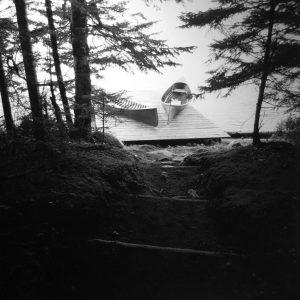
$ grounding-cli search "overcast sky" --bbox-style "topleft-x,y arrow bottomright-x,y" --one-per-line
101,0 -> 216,93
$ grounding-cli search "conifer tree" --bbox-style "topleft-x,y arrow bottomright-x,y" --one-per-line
57,0 -> 193,139
0,18 -> 15,137
14,0 -> 45,140
10,0 -> 194,140
0,54 -> 15,137
86,0 -> 194,74
180,0 -> 300,145
45,0 -> 73,127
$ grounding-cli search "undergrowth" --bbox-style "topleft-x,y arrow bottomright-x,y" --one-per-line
183,142 -> 300,252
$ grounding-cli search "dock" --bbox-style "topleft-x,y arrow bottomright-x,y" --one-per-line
96,101 -> 229,143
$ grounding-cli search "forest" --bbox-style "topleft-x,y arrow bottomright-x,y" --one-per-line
0,0 -> 299,299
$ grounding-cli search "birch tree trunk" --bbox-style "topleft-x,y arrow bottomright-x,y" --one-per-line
71,0 -> 92,139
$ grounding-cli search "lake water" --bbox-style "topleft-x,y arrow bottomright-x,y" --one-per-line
128,89 -> 289,133
0,88 -> 290,133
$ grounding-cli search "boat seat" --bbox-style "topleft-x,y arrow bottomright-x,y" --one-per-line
172,89 -> 188,93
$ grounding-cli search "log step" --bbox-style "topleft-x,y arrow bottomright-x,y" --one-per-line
130,194 -> 208,204
90,238 -> 243,258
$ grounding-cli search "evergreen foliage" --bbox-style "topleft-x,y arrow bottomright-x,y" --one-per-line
86,0 -> 194,74
2,0 -> 194,140
275,115 -> 300,146
0,18 -> 16,137
33,0 -> 194,75
180,0 -> 300,144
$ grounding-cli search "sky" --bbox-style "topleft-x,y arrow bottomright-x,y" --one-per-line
0,0 -> 288,132
101,0 -> 215,92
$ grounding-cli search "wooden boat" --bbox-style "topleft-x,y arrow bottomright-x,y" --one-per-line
161,79 -> 192,122
107,98 -> 158,126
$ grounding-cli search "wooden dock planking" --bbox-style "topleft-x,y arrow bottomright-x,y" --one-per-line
96,102 -> 229,142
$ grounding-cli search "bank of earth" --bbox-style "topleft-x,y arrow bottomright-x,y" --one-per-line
0,139 -> 299,299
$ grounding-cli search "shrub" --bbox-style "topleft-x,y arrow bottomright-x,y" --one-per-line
275,116 -> 300,146
16,114 -> 64,139
92,131 -> 124,148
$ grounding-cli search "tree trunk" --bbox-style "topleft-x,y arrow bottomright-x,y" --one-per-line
48,55 -> 64,131
14,0 -> 45,140
49,82 -> 66,137
253,0 -> 276,146
45,0 -> 73,127
49,84 -> 62,124
71,0 -> 92,140
0,53 -> 15,137
102,94 -> 105,143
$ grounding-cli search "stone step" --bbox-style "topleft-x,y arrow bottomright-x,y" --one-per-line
142,164 -> 203,198
160,165 -> 202,170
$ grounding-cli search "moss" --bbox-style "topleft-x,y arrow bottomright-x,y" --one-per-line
92,131 -> 124,148
185,142 -> 300,250
0,139 -> 142,207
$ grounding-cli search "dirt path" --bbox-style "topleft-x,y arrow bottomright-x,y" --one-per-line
103,151 -> 229,252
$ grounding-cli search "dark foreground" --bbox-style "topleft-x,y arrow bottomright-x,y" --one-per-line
0,139 -> 299,299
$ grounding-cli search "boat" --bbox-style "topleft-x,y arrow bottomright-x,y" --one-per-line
161,79 -> 192,122
107,98 -> 158,126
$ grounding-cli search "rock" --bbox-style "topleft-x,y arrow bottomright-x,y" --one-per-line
148,149 -> 174,161
139,144 -> 157,152
195,148 -> 209,154
172,196 -> 188,200
228,141 -> 242,148
0,204 -> 10,210
187,189 -> 199,199
112,230 -> 120,238
182,153 -> 213,168
161,171 -> 168,182
160,157 -> 172,162
160,161 -> 177,167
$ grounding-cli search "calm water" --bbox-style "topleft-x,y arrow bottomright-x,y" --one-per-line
0,89 -> 289,133
129,90 -> 289,133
